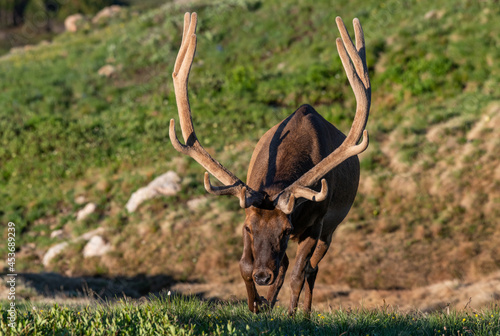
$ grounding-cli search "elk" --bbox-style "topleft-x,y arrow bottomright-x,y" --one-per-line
170,12 -> 370,315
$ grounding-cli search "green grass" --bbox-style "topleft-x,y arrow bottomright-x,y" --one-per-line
1,295 -> 500,335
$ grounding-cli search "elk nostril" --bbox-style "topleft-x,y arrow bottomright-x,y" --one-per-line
254,271 -> 272,286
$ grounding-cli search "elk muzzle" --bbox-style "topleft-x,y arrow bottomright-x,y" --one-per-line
253,268 -> 274,286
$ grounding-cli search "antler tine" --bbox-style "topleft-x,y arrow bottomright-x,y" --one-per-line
335,17 -> 368,88
204,172 -> 249,208
275,179 -> 328,215
335,16 -> 370,143
182,12 -> 190,43
173,13 -> 196,78
293,178 -> 329,202
353,18 -> 366,69
170,13 -> 263,208
275,17 -> 370,214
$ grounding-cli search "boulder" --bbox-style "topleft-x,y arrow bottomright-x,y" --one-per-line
83,236 -> 111,258
76,203 -> 96,221
65,14 -> 85,32
92,5 -> 122,24
126,171 -> 181,213
42,242 -> 68,266
50,229 -> 64,239
74,195 -> 86,204
79,227 -> 106,241
97,64 -> 116,77
424,9 -> 445,20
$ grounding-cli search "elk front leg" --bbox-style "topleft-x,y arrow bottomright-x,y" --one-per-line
240,230 -> 265,313
288,235 -> 318,315
240,252 -> 263,313
266,253 -> 289,308
303,237 -> 331,312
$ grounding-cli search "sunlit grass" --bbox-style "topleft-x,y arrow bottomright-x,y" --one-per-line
1,295 -> 500,335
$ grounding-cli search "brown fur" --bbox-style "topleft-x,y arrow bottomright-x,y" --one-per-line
240,104 -> 360,314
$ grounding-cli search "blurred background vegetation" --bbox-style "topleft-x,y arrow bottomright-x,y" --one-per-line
0,0 -> 165,54
0,0 -> 122,25
0,0 -> 499,297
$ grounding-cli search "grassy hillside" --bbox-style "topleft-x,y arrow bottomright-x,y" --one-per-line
1,0 -> 499,293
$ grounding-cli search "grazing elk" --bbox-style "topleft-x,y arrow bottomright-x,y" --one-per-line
170,12 -> 370,315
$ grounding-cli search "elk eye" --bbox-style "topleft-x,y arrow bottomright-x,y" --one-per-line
244,226 -> 251,233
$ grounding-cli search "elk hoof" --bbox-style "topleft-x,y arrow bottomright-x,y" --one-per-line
253,296 -> 270,313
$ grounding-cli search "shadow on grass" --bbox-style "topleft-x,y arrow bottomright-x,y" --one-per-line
13,272 -> 187,300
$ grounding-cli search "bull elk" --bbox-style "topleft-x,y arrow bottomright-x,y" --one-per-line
170,12 -> 370,315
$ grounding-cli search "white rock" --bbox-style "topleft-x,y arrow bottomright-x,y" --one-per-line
75,195 -> 86,204
42,242 -> 68,266
92,5 -> 122,24
83,236 -> 110,258
79,227 -> 106,241
424,9 -> 444,20
97,64 -> 116,77
126,171 -> 181,213
64,14 -> 85,32
50,229 -> 64,239
76,203 -> 96,221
